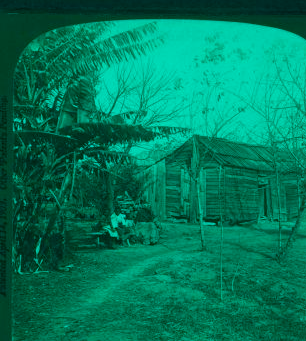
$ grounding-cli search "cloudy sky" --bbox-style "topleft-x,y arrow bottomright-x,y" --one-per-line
97,19 -> 306,144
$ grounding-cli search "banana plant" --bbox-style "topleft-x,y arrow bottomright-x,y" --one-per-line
14,21 -> 164,132
13,142 -> 72,271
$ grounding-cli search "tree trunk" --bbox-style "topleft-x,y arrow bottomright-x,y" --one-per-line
190,135 -> 199,223
197,178 -> 205,250
107,171 -> 114,216
190,178 -> 197,223
276,195 -> 306,262
276,168 -> 282,251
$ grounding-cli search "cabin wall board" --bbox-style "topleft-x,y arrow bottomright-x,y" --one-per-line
282,173 -> 300,219
224,167 -> 259,221
181,167 -> 191,217
270,175 -> 287,222
165,161 -> 181,217
154,160 -> 166,220
285,183 -> 299,219
258,186 -> 265,217
142,167 -> 155,210
141,160 -> 167,220
150,143 -> 301,223
200,168 -> 207,217
205,166 -> 225,218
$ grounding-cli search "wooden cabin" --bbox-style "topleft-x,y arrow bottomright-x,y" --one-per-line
141,135 -> 301,223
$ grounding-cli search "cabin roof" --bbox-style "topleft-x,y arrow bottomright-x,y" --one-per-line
166,135 -> 298,173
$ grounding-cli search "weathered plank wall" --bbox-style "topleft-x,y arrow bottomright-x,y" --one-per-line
141,160 -> 166,220
155,160 -> 166,220
257,186 -> 266,218
181,167 -> 190,217
282,173 -> 300,219
270,175 -> 287,222
224,167 -> 259,222
141,166 -> 155,214
204,165 -> 224,219
141,168 -> 152,204
165,161 -> 181,217
162,160 -> 300,223
177,165 -> 222,221
199,168 -> 207,217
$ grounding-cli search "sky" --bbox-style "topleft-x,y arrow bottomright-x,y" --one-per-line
96,19 -> 306,145
23,18 -> 306,154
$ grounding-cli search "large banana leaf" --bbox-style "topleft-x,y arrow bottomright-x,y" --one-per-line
59,122 -> 157,145
14,21 -> 164,133
14,129 -> 135,164
146,125 -> 190,136
45,22 -> 163,76
79,150 -> 132,165
15,131 -> 82,155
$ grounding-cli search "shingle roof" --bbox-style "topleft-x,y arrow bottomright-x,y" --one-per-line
167,135 -> 298,173
199,136 -> 275,171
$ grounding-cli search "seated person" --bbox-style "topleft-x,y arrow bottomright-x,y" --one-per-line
111,207 -> 133,246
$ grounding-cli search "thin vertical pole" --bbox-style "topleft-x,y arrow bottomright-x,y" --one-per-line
219,165 -> 224,301
276,167 -> 282,250
197,170 -> 205,250
191,135 -> 199,223
193,135 -> 205,250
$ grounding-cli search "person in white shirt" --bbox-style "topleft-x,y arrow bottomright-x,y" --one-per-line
111,208 -> 126,229
111,207 -> 129,245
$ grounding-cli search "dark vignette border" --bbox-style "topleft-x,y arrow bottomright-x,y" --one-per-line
1,0 -> 306,15
1,1 -> 306,341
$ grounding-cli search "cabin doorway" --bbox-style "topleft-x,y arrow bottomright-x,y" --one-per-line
258,184 -> 268,218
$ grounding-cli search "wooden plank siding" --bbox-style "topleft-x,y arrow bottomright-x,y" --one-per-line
141,136 -> 301,223
199,168 -> 207,217
285,183 -> 299,219
181,167 -> 191,217
144,161 -> 167,220
153,160 -> 166,220
165,161 -> 181,217
141,167 -> 154,212
282,172 -> 300,219
223,167 -> 259,222
165,164 -> 261,222
269,175 -> 287,222
162,161 -> 300,222
204,166 -> 225,219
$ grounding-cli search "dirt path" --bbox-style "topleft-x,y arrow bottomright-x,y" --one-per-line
58,247 -> 185,314
54,248 -> 188,341
13,227 -> 202,341
13,223 -> 306,341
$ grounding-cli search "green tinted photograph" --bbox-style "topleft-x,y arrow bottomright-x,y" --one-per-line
12,19 -> 306,340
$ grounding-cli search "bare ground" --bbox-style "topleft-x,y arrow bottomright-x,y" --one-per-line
13,222 -> 306,341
